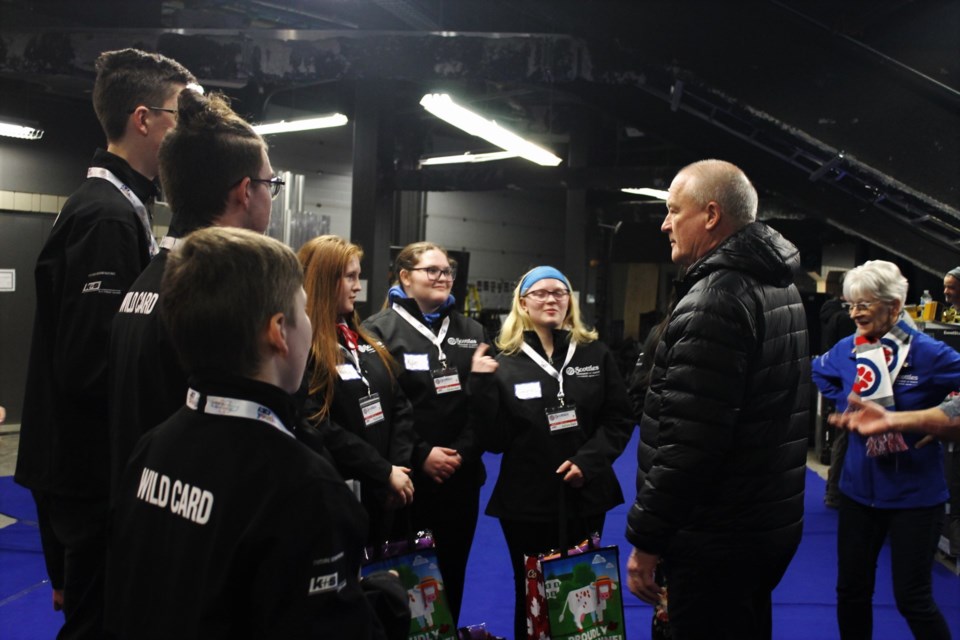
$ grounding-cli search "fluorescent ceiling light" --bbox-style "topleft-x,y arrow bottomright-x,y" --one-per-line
252,113 -> 348,135
420,93 -> 562,167
622,187 -> 670,200
0,119 -> 44,140
420,150 -> 519,166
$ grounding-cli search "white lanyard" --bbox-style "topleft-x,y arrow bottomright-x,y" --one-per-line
87,167 -> 159,257
159,236 -> 182,251
339,344 -> 373,394
520,341 -> 577,404
185,388 -> 292,438
392,303 -> 451,365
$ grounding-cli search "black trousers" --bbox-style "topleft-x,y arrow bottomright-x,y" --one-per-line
32,491 -> 109,640
836,495 -> 950,640
407,483 -> 481,626
663,533 -> 799,640
499,514 -> 606,640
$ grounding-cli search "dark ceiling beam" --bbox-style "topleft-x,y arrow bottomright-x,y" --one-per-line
394,164 -> 675,192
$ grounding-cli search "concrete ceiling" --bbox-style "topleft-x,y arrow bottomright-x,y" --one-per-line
1,0 -> 957,277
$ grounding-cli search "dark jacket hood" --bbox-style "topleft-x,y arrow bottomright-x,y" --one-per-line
682,221 -> 800,295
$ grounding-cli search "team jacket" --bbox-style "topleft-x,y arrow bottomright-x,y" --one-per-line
469,330 -> 634,521
106,375 -> 387,639
363,298 -> 488,491
302,331 -> 416,500
812,322 -> 960,508
626,222 -> 810,558
16,149 -> 157,498
108,248 -> 185,495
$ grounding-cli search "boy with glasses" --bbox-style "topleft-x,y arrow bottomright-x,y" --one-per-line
15,48 -> 195,638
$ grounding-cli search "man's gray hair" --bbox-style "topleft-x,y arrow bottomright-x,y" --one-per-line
843,260 -> 909,306
947,266 -> 960,281
680,159 -> 758,227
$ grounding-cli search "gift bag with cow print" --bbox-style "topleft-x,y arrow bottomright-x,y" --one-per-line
362,532 -> 457,640
538,545 -> 625,640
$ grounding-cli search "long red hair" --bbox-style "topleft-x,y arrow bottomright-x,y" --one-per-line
298,235 -> 395,421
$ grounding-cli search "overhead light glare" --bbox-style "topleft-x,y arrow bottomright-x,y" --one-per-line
622,187 -> 670,200
0,119 -> 44,140
420,150 -> 519,166
252,113 -> 348,135
420,93 -> 562,167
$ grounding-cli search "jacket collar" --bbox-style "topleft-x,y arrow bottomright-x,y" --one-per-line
91,148 -> 158,204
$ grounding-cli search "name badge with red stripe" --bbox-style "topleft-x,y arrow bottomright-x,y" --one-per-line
359,393 -> 385,427
546,404 -> 579,434
432,366 -> 462,395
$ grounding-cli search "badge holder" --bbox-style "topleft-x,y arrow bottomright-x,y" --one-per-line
431,360 -> 461,395
359,393 -> 385,427
545,394 -> 578,435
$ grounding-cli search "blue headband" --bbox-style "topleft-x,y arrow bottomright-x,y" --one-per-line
520,266 -> 571,295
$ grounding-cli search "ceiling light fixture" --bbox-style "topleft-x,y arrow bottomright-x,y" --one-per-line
419,150 -> 520,166
252,113 -> 348,135
622,187 -> 670,200
420,93 -> 562,167
0,118 -> 44,140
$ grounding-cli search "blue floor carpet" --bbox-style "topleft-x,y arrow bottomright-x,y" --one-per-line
2,429 -> 958,638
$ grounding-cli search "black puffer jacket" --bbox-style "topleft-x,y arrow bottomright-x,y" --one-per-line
626,222 -> 810,557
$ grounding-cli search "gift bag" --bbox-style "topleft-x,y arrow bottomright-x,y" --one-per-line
363,531 -> 458,640
524,534 -> 602,640
540,545 -> 626,640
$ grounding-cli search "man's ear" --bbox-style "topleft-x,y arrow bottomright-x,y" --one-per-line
264,311 -> 289,357
229,176 -> 253,210
128,106 -> 151,137
704,201 -> 722,231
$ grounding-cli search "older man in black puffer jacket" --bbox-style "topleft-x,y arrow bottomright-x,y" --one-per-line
626,160 -> 810,640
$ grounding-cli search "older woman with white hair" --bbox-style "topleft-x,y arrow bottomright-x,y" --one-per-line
812,259 -> 960,640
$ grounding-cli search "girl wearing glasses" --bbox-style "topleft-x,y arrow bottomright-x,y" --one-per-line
298,235 -> 416,546
468,265 -> 634,640
363,241 -> 489,625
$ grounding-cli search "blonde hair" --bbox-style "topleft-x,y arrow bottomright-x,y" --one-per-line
298,235 -> 395,421
496,267 -> 598,355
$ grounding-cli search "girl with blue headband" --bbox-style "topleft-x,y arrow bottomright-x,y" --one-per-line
469,265 -> 634,639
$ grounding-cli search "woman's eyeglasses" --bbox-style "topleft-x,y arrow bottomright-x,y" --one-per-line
523,289 -> 570,302
409,266 -> 457,281
841,300 -> 883,313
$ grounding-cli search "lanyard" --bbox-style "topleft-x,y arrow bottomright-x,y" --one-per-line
520,341 -> 577,405
339,344 -> 373,394
86,167 -> 159,258
185,388 -> 292,438
392,303 -> 451,365
159,236 -> 182,251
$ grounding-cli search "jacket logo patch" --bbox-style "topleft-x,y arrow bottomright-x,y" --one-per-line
447,337 -> 479,348
358,344 -> 376,354
82,281 -> 101,292
566,365 -> 600,378
308,572 -> 339,595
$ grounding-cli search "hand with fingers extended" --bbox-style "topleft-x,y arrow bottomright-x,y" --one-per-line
470,343 -> 498,373
627,547 -> 664,605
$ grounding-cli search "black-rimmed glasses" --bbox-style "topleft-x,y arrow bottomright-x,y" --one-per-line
409,266 -> 457,281
249,176 -> 286,199
129,106 -> 178,118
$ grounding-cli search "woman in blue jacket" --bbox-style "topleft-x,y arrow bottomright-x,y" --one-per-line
812,260 -> 960,640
